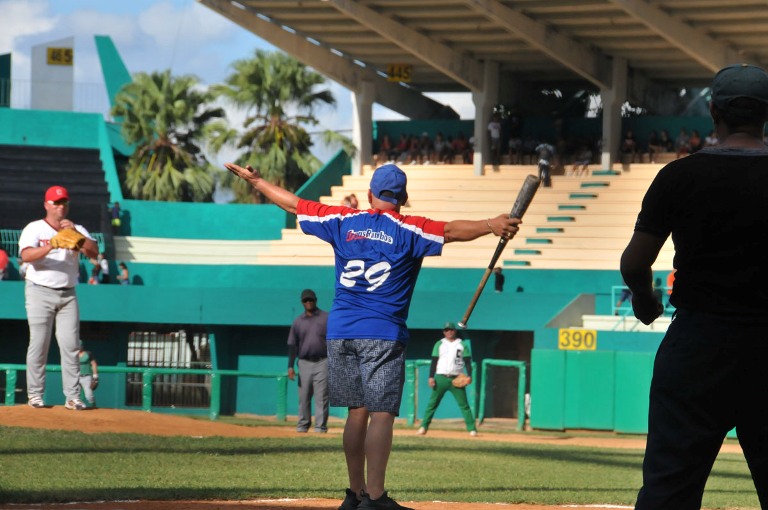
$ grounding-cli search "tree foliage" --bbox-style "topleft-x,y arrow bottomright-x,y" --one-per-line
112,70 -> 224,202
212,50 -> 353,203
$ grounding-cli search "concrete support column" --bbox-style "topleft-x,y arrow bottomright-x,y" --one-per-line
352,80 -> 375,176
471,61 -> 498,176
600,57 -> 627,170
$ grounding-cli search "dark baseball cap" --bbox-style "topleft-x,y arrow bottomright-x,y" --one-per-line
370,164 -> 407,206
443,321 -> 457,330
711,64 -> 768,110
301,289 -> 317,301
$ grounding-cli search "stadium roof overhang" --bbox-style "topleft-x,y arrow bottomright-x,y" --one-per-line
199,0 -> 768,106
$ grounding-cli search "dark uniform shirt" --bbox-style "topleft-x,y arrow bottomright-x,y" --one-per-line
287,309 -> 329,366
635,146 -> 768,317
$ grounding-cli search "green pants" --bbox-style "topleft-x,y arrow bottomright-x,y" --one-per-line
420,374 -> 476,432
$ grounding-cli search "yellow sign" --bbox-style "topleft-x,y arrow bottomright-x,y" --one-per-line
386,63 -> 412,83
558,329 -> 597,350
47,47 -> 73,66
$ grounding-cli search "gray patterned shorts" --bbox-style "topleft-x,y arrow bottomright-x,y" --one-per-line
327,339 -> 406,414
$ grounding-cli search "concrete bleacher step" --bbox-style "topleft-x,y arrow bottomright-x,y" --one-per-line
111,160 -> 674,271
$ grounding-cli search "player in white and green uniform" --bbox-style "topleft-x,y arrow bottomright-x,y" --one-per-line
417,321 -> 477,436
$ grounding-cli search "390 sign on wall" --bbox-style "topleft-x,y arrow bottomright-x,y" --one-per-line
558,329 -> 597,350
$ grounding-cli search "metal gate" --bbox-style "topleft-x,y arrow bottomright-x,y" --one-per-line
126,329 -> 212,408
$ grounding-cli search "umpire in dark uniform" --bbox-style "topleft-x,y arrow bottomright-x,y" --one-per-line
287,289 -> 329,433
621,63 -> 768,509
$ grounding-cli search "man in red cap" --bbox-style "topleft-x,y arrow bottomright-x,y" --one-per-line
18,185 -> 98,410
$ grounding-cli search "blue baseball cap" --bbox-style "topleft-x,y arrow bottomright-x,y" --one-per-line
370,164 -> 407,206
711,64 -> 768,110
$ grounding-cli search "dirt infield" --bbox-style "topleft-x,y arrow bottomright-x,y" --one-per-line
0,406 -> 742,510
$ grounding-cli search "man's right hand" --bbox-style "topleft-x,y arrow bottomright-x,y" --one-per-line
428,377 -> 436,388
632,293 -> 663,325
287,367 -> 296,380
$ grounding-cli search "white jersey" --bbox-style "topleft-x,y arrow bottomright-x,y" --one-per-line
19,219 -> 95,288
432,338 -> 472,376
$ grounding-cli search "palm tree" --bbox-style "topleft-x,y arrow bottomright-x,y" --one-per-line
112,70 -> 225,202
210,50 -> 353,203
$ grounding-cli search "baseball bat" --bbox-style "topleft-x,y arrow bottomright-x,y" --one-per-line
457,174 -> 541,329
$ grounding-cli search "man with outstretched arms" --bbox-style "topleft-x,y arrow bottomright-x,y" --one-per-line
225,162 -> 520,510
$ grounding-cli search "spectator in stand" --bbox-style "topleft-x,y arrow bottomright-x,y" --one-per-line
620,130 -> 639,164
452,132 -> 470,164
418,132 -> 431,165
646,130 -> 663,163
117,262 -> 130,285
572,145 -> 593,176
88,257 -> 100,285
689,129 -> 702,153
615,283 -> 632,315
508,134 -> 523,165
522,136 -> 539,165
0,248 -> 8,280
432,132 -> 450,164
376,134 -> 394,164
394,134 -> 409,164
97,253 -> 109,284
110,202 -> 121,235
704,129 -> 719,147
348,194 -> 359,209
487,113 -> 502,167
665,268 -> 676,313
659,129 -> 674,152
675,127 -> 691,158
493,267 -> 505,293
407,134 -> 421,165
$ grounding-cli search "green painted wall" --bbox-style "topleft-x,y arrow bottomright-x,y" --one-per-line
529,327 -> 664,432
116,200 -> 288,239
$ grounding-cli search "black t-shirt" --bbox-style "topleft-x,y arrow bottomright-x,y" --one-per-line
635,146 -> 768,316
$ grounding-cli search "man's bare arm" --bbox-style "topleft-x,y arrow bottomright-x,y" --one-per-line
224,163 -> 299,214
444,214 -> 520,243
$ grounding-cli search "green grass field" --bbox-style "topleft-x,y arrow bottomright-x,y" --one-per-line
0,425 -> 760,509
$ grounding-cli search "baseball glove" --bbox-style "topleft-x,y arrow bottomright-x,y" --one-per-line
90,378 -> 99,390
50,228 -> 86,251
452,373 -> 471,388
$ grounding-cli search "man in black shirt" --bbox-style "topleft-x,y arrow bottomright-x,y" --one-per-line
287,289 -> 330,433
621,64 -> 768,509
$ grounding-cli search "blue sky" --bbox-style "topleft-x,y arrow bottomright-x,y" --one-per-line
0,0 -> 473,164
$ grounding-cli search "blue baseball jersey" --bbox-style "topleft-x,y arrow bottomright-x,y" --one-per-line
297,199 -> 447,343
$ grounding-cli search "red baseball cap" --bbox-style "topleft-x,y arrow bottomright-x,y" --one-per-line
45,186 -> 69,202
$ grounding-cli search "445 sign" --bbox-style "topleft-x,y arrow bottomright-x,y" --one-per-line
558,328 -> 597,350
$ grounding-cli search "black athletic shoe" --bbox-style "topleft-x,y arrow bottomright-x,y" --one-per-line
358,491 -> 414,510
339,488 -> 361,510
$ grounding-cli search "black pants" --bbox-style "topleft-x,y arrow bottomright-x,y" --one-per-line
635,310 -> 768,509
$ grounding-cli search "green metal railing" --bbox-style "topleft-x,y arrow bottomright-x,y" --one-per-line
1,364 -> 288,421
0,229 -> 106,259
477,359 -> 527,431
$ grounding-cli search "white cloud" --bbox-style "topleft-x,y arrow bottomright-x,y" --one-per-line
0,0 -> 57,51
425,92 -> 474,120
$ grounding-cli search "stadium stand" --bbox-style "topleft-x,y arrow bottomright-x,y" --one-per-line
111,162 -> 674,272
0,145 -> 110,235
